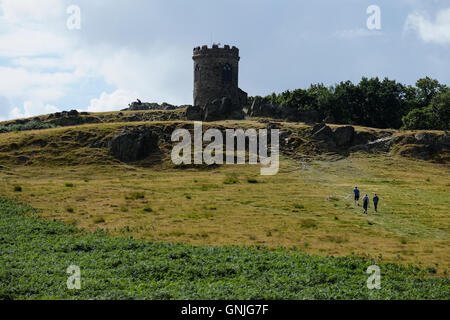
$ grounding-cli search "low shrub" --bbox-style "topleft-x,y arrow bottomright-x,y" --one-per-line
125,192 -> 145,200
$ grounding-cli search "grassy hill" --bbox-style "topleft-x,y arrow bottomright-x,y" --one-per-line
0,111 -> 448,299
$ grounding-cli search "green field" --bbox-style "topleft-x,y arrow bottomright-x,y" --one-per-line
0,197 -> 448,300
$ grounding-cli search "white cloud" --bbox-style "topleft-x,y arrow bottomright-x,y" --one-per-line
9,101 -> 60,119
0,66 -> 80,100
12,57 -> 66,70
0,95 -> 10,120
99,47 -> 191,105
405,8 -> 450,45
0,28 -> 71,57
1,0 -> 64,23
0,42 -> 191,118
0,0 -> 81,120
87,89 -> 137,112
0,1 -> 193,119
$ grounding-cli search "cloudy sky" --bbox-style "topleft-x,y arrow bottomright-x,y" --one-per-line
0,0 -> 449,120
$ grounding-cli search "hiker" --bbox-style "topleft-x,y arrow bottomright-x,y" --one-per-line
354,187 -> 360,206
363,194 -> 369,214
373,194 -> 379,213
136,98 -> 142,105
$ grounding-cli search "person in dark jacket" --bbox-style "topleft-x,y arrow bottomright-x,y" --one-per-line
354,187 -> 360,206
363,194 -> 369,214
373,194 -> 379,212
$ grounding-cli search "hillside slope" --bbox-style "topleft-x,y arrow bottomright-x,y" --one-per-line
0,112 -> 448,166
0,115 -> 448,274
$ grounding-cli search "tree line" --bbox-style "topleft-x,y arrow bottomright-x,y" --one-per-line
250,77 -> 449,130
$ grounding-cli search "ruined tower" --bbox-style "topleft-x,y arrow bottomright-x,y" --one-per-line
193,44 -> 247,108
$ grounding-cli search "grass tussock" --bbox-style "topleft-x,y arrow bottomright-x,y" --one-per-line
125,192 -> 145,200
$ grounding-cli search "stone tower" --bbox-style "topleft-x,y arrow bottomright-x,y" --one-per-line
193,44 -> 247,108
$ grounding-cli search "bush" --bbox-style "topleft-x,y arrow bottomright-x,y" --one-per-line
402,108 -> 434,130
0,120 -> 56,133
93,217 -> 105,224
223,174 -> 239,185
300,219 -> 318,229
200,185 -> 219,191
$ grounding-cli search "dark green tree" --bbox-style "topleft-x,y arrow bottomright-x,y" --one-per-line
249,77 -> 448,130
416,77 -> 447,107
402,88 -> 450,130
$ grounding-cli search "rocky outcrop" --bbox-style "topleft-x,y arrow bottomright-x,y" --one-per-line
309,123 -> 336,147
203,99 -> 226,122
47,110 -> 101,126
333,126 -> 355,147
311,123 -> 333,139
390,132 -> 450,161
247,97 -> 320,123
186,97 -> 245,122
248,97 -> 281,118
109,128 -> 160,162
204,97 -> 244,121
307,123 -> 395,152
414,132 -> 450,146
124,101 -> 180,111
346,130 -> 450,161
1,116 -> 448,167
352,131 -> 379,146
185,105 -> 203,121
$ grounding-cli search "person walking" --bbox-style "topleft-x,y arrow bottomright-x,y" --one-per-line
373,194 -> 379,213
363,194 -> 369,214
354,187 -> 360,206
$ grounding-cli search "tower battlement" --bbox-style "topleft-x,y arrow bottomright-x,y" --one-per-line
193,44 -> 239,59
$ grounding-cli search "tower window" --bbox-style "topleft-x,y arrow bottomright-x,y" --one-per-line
195,64 -> 201,81
223,64 -> 232,82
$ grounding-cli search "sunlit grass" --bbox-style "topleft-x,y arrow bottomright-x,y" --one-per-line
0,153 -> 448,275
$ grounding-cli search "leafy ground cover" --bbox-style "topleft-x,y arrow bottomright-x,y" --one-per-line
0,197 -> 448,300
